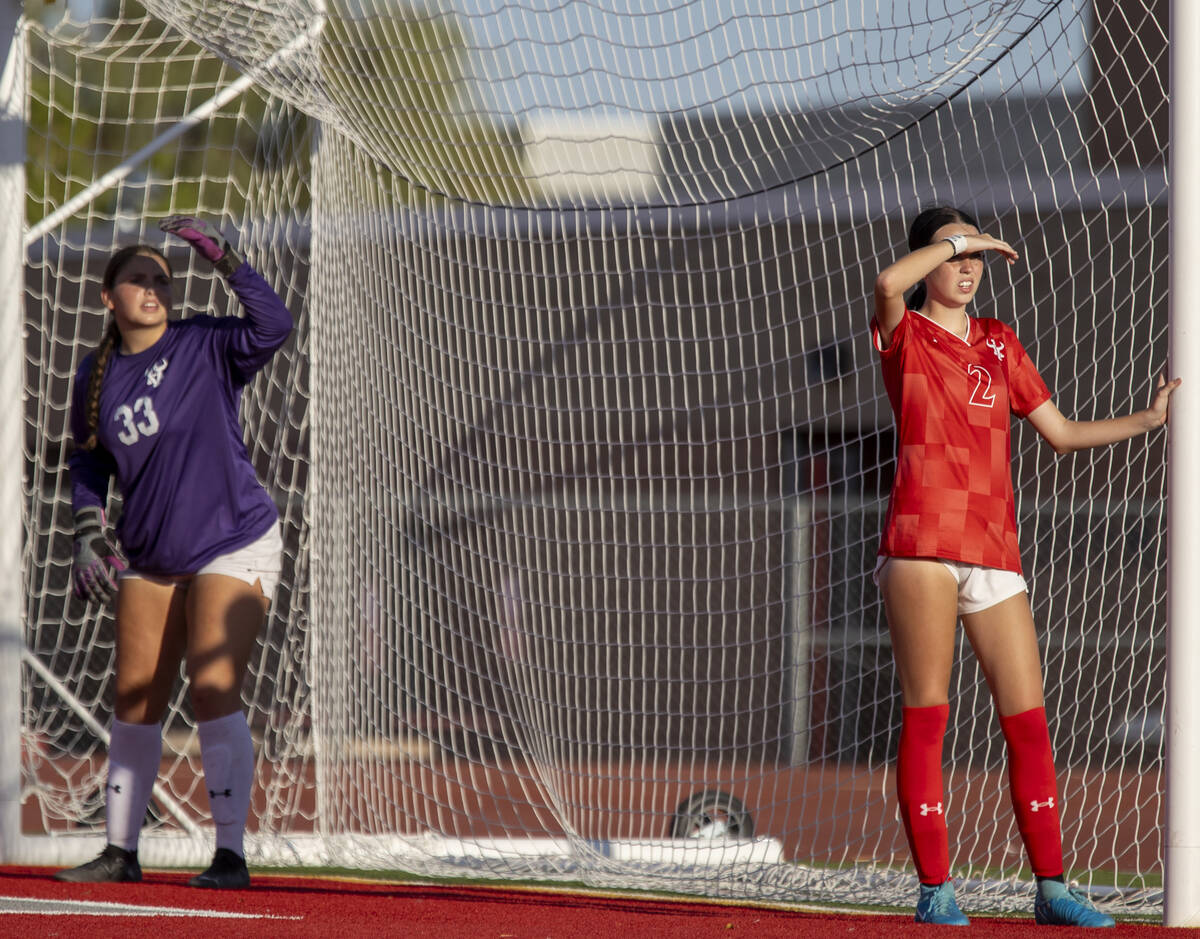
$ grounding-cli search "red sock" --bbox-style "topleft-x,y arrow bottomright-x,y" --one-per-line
999,706 -> 1064,878
897,703 -> 950,884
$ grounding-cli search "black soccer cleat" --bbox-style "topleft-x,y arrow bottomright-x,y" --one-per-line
53,843 -> 142,883
188,847 -> 250,889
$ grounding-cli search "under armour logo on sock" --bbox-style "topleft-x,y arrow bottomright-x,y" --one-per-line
1029,797 -> 1055,812
106,783 -> 122,794
919,802 -> 943,816
209,788 -> 233,799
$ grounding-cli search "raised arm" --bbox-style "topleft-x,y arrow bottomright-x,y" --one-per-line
873,231 -> 1018,348
160,215 -> 293,377
1026,375 -> 1182,455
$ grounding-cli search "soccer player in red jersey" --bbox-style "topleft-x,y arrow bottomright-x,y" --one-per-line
872,206 -> 1179,927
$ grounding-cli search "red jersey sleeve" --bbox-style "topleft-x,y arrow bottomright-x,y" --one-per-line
998,322 -> 1051,418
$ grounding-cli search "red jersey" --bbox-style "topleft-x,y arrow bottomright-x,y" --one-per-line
873,310 -> 1051,574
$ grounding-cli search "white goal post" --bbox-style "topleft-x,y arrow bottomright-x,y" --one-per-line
1166,0 -> 1200,927
0,0 -> 26,863
6,0 -> 1199,924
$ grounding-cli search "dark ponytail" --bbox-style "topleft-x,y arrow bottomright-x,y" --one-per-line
904,205 -> 979,311
81,245 -> 172,451
81,322 -> 121,451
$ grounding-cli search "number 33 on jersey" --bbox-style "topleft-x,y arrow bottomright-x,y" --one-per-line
111,357 -> 169,446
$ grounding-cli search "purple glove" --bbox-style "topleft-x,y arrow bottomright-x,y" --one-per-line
159,215 -> 243,277
72,506 -> 127,607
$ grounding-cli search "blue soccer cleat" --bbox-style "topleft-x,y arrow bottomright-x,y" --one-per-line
915,880 -> 970,925
1034,880 -> 1115,927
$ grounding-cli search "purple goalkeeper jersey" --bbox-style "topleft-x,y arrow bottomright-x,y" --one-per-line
69,262 -> 293,576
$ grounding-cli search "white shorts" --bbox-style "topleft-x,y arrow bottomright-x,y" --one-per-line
873,555 -> 1028,615
120,525 -> 284,598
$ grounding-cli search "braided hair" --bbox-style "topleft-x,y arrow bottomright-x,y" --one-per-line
80,245 -> 172,451
905,205 -> 979,312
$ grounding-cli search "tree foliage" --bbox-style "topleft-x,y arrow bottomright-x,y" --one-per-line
319,2 -> 532,205
26,0 -> 532,232
26,1 -> 303,228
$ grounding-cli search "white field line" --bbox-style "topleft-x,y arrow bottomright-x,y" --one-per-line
0,895 -> 302,919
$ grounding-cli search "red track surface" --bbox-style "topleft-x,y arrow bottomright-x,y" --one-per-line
0,866 -> 1186,938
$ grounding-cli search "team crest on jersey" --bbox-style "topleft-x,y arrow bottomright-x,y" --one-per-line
986,338 -> 1005,362
144,358 -> 169,387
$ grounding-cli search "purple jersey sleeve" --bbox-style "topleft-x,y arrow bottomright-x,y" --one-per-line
67,263 -> 294,575
68,387 -> 116,513
217,261 -> 295,384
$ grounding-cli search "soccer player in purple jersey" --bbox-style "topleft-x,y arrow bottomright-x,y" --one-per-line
53,217 -> 294,889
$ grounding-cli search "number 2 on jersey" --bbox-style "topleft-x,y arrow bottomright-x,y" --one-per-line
967,363 -> 996,408
113,396 -> 161,445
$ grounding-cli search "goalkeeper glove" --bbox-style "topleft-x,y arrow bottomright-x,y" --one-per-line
72,506 -> 126,607
159,215 -> 244,278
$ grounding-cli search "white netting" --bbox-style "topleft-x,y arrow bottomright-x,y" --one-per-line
18,0 -> 1167,916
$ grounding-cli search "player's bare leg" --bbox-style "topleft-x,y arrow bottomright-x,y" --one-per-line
114,577 -> 190,722
879,558 -> 959,707
878,558 -> 968,924
55,578 -> 186,883
184,573 -> 269,888
963,594 -> 1114,926
961,593 -> 1044,715
185,572 -> 268,721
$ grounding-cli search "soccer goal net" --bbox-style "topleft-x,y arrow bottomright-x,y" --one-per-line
11,0 -> 1170,916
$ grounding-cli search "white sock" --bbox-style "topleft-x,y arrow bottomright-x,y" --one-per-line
197,711 -> 254,857
105,719 -> 162,853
